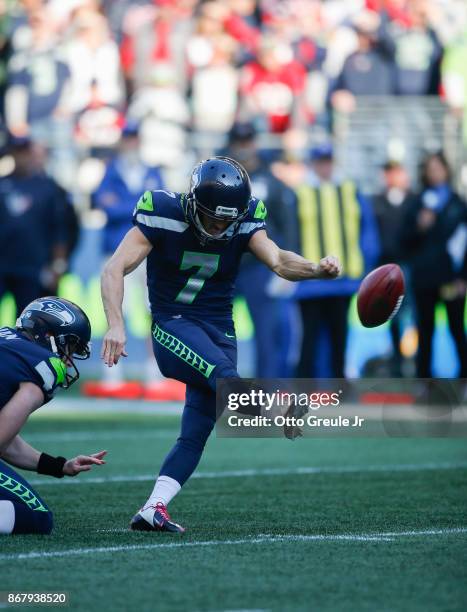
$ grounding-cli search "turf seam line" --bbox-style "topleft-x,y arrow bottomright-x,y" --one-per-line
1,528 -> 466,560
29,461 -> 467,487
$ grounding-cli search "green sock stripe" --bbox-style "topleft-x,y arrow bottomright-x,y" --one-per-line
0,472 -> 48,512
153,324 -> 216,378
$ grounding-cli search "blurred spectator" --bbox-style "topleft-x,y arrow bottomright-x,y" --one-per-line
381,2 -> 442,95
4,6 -> 77,187
65,6 -> 123,148
120,1 -> 193,95
100,0 -> 153,44
292,3 -> 328,125
373,160 -> 414,375
0,0 -> 13,108
228,121 -> 298,376
128,64 -> 190,169
191,33 -> 239,132
224,0 -> 261,58
374,160 -> 413,264
0,137 -> 73,316
93,120 -> 164,256
6,0 -> 45,54
186,0 -> 228,66
294,143 -> 380,378
442,31 -> 467,144
5,8 -> 70,137
366,0 -> 412,27
240,34 -> 306,132
331,11 -> 394,114
401,152 -> 467,378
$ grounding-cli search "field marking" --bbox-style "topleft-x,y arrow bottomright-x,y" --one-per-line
24,430 -> 175,443
1,528 -> 466,561
29,461 -> 467,487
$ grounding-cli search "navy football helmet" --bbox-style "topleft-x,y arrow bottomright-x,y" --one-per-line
187,156 -> 251,244
16,297 -> 91,388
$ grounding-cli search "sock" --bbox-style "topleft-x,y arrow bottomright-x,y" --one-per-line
143,475 -> 181,510
0,500 -> 15,534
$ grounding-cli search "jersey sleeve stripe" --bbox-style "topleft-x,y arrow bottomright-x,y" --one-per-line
34,361 -> 55,391
238,221 -> 265,234
136,213 -> 188,233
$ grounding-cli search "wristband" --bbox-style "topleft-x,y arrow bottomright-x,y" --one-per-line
37,453 -> 67,478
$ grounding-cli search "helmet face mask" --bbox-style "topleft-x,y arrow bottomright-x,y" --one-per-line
187,156 -> 251,245
52,333 -> 91,388
187,196 -> 246,246
16,297 -> 92,389
58,339 -> 88,388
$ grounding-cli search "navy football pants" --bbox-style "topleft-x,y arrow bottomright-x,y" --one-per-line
152,315 -> 239,485
0,460 -> 53,535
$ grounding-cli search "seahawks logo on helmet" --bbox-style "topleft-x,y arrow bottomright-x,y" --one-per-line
25,299 -> 76,326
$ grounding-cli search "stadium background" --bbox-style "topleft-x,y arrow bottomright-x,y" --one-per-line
0,0 -> 466,381
1,2 -> 466,611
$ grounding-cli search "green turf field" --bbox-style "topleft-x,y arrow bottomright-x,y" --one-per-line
1,405 -> 466,612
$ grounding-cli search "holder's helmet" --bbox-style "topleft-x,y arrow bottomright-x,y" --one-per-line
16,297 -> 91,388
187,156 -> 251,245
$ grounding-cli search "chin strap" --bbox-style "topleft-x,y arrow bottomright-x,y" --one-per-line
49,335 -> 58,353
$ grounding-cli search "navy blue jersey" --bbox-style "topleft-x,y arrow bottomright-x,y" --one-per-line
132,190 -> 267,323
0,327 -> 66,409
0,173 -> 68,278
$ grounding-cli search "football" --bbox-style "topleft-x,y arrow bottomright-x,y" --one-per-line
357,264 -> 405,328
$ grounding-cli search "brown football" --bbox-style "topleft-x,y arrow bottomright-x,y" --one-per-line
357,264 -> 405,328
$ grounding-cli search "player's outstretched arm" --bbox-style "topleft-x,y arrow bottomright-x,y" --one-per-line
3,435 -> 107,476
101,227 -> 153,367
248,230 -> 341,281
0,383 -> 44,456
0,383 -> 107,476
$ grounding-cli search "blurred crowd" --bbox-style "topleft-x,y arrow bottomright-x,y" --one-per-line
0,0 -> 467,186
0,0 -> 466,383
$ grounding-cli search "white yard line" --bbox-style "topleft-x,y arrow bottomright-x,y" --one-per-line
29,461 -> 467,487
1,528 -> 466,561
24,430 -> 175,443
32,399 -> 183,416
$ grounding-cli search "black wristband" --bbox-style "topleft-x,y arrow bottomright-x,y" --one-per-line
37,453 -> 67,478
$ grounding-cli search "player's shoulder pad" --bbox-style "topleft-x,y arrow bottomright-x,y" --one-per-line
134,190 -> 187,224
35,355 -> 67,393
0,326 -> 19,340
251,198 -> 267,221
243,197 -> 268,223
135,190 -> 155,213
236,198 -> 267,237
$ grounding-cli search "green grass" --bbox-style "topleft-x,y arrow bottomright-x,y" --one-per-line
1,408 -> 467,612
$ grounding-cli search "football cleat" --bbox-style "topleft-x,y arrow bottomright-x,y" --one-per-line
130,502 -> 185,534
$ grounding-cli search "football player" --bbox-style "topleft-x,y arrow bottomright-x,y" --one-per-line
0,297 -> 106,535
101,157 -> 341,533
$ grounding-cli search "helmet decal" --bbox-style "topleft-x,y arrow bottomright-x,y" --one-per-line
27,299 -> 76,326
16,297 -> 91,389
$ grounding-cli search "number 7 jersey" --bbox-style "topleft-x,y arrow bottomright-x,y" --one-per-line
132,189 -> 267,324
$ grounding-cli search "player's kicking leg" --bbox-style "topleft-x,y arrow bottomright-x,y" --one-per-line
130,317 -> 238,533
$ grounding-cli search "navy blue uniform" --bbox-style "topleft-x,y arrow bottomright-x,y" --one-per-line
0,171 -> 69,315
132,189 -> 266,484
0,327 -> 66,534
